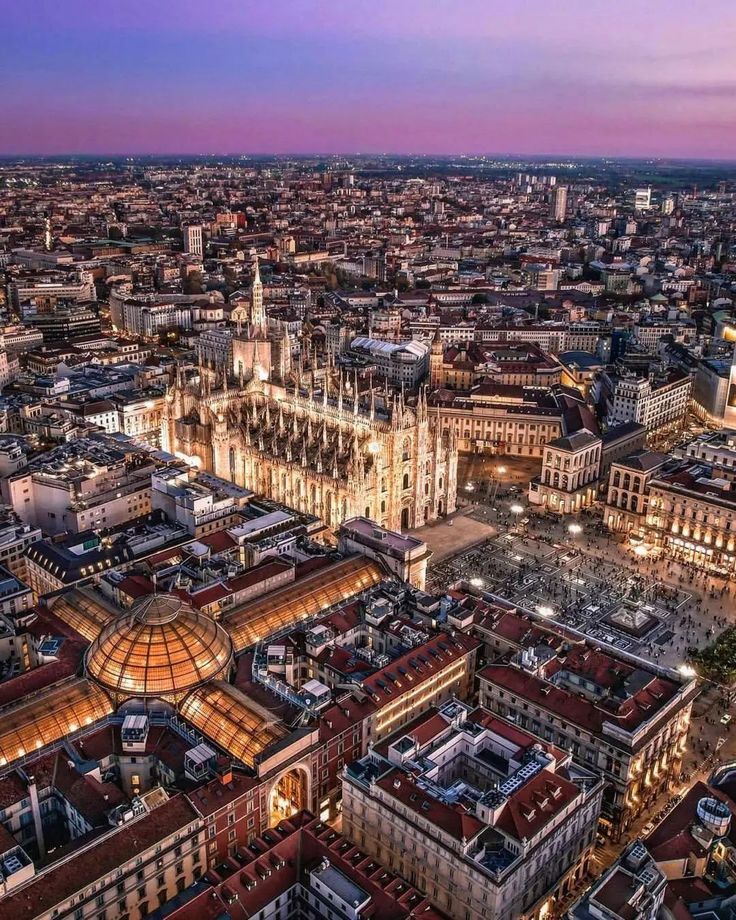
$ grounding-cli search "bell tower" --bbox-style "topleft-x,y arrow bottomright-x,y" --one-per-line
251,254 -> 265,331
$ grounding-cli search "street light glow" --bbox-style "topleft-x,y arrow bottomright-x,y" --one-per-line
497,466 -> 507,475
470,577 -> 484,588
511,504 -> 524,514
568,523 -> 582,535
634,545 -> 649,557
537,605 -> 555,618
678,664 -> 697,678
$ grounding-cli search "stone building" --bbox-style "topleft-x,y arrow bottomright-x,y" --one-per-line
163,370 -> 456,532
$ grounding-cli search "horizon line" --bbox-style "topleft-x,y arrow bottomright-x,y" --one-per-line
3,151 -> 736,165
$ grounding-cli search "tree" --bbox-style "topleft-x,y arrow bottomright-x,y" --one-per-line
471,292 -> 490,305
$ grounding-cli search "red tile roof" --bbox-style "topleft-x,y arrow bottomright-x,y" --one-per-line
0,608 -> 88,709
376,768 -> 485,843
495,769 -> 580,840
161,811 -> 449,920
1,795 -> 199,920
645,781 -> 736,862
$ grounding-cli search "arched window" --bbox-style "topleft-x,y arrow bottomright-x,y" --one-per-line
365,506 -> 371,518
403,473 -> 410,490
613,471 -> 621,487
229,447 -> 236,481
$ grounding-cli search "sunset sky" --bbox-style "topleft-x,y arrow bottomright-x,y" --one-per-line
2,0 -> 735,158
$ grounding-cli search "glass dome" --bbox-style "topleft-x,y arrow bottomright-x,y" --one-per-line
86,594 -> 233,702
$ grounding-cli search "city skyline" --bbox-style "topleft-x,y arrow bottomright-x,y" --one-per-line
2,0 -> 735,158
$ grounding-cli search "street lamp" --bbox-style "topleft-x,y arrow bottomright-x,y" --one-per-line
497,466 -> 507,475
568,523 -> 582,535
510,504 -> 524,515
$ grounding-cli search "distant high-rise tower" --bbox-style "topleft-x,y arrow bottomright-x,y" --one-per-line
44,217 -> 52,252
251,254 -> 265,330
550,186 -> 568,222
183,224 -> 203,257
634,187 -> 652,211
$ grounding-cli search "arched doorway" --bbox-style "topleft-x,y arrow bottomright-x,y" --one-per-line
401,507 -> 410,530
268,768 -> 309,824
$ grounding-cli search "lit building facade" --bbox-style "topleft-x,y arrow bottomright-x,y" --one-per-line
342,700 -> 604,920
529,429 -> 602,514
642,460 -> 736,576
475,614 -> 697,839
164,373 -> 457,532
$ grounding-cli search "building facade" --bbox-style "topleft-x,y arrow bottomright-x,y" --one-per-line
163,371 -> 457,532
342,700 -> 603,920
529,429 -> 602,514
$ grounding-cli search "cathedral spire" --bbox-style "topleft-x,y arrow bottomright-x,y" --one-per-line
251,253 -> 265,331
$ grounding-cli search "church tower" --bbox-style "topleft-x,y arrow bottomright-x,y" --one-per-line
429,326 -> 444,388
251,254 -> 265,331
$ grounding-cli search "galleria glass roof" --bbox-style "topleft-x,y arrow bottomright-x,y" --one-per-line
50,589 -> 116,642
86,594 -> 233,702
179,680 -> 286,768
225,557 -> 383,653
0,678 -> 113,768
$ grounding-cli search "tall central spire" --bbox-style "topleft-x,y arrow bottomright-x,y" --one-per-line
251,253 -> 265,331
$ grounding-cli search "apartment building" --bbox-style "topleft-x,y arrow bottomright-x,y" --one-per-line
567,840 -> 667,920
609,370 -> 692,442
430,341 -> 561,390
153,811 -> 448,920
0,791 -> 206,920
3,439 -> 157,535
7,272 -> 96,309
150,467 -> 252,537
475,613 -> 697,839
110,389 -> 166,447
343,700 -> 604,920
642,460 -> 736,576
0,516 -> 42,580
349,336 -> 429,387
604,450 -> 668,533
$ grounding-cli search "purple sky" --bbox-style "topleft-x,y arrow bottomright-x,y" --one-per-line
2,0 -> 735,157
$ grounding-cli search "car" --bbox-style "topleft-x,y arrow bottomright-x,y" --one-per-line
720,713 -> 732,725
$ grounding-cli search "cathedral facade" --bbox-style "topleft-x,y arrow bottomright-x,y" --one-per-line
162,370 -> 457,532
162,255 -> 457,532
